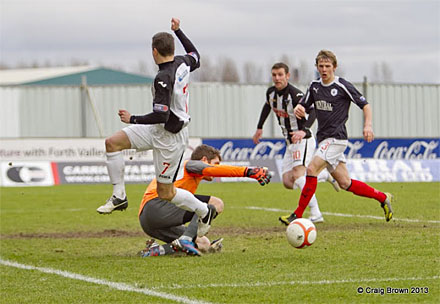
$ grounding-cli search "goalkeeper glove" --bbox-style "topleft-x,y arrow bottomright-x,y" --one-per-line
244,167 -> 271,186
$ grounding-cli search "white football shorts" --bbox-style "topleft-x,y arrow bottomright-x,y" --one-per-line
281,136 -> 316,175
123,124 -> 188,184
315,138 -> 348,172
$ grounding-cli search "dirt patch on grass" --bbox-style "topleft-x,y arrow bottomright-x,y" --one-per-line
211,226 -> 285,236
4,223 -> 419,240
0,229 -> 145,239
0,226 -> 286,239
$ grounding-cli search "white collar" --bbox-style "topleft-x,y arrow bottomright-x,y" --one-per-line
320,76 -> 338,87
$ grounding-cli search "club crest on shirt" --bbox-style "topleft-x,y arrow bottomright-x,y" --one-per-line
331,88 -> 338,96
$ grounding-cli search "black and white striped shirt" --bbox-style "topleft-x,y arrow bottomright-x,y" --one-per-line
257,84 -> 315,144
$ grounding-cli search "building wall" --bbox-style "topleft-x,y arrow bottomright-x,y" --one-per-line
0,83 -> 439,138
0,87 -> 20,137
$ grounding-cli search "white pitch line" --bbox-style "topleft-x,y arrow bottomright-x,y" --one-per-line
240,206 -> 440,224
0,258 -> 212,304
153,275 -> 440,290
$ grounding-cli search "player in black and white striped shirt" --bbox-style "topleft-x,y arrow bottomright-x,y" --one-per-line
97,18 -> 217,241
253,63 -> 340,224
285,50 -> 394,224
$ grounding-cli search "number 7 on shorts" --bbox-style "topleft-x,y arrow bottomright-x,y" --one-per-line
161,162 -> 171,174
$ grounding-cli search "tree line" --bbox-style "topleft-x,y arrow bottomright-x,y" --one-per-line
0,55 -> 393,84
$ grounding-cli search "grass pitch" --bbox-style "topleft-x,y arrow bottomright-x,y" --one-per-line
1,182 -> 439,303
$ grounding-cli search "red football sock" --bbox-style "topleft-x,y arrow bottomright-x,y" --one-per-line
347,179 -> 386,203
294,176 -> 318,218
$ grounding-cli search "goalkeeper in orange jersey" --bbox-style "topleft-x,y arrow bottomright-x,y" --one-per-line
138,144 -> 271,257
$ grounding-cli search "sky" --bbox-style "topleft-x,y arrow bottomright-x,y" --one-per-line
1,0 -> 439,83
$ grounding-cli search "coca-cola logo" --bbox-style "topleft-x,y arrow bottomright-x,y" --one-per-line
220,141 -> 285,160
347,139 -> 439,160
373,140 -> 438,160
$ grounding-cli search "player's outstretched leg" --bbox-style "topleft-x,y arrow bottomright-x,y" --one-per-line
346,179 -> 394,222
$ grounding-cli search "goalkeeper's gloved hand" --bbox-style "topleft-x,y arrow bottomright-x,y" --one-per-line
244,167 -> 272,186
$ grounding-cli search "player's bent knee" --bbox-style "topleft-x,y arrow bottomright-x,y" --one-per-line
157,191 -> 174,201
306,167 -> 318,176
105,137 -> 115,152
282,179 -> 293,189
105,131 -> 131,152
157,184 -> 176,201
282,173 -> 294,189
105,136 -> 124,152
291,167 -> 306,181
338,179 -> 352,190
209,196 -> 224,214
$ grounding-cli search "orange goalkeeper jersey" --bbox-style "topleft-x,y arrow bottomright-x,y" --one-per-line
139,160 -> 247,216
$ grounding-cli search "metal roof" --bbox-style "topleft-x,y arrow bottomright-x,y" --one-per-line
0,66 -> 153,86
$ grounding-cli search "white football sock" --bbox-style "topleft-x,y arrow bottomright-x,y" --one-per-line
308,196 -> 321,216
293,175 -> 306,190
317,169 -> 330,182
106,151 -> 126,199
294,175 -> 321,215
171,188 -> 209,218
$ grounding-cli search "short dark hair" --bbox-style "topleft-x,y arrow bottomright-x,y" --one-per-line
152,32 -> 175,56
271,62 -> 289,74
191,144 -> 222,162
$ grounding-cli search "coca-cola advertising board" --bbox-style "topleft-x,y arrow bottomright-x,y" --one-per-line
202,138 -> 439,160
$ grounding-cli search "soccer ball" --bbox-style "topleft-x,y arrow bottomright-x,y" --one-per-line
286,218 -> 317,249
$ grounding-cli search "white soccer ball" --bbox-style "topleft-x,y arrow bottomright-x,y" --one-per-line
286,218 -> 317,249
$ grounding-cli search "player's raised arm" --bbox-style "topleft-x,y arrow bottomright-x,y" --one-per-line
171,17 -> 200,71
